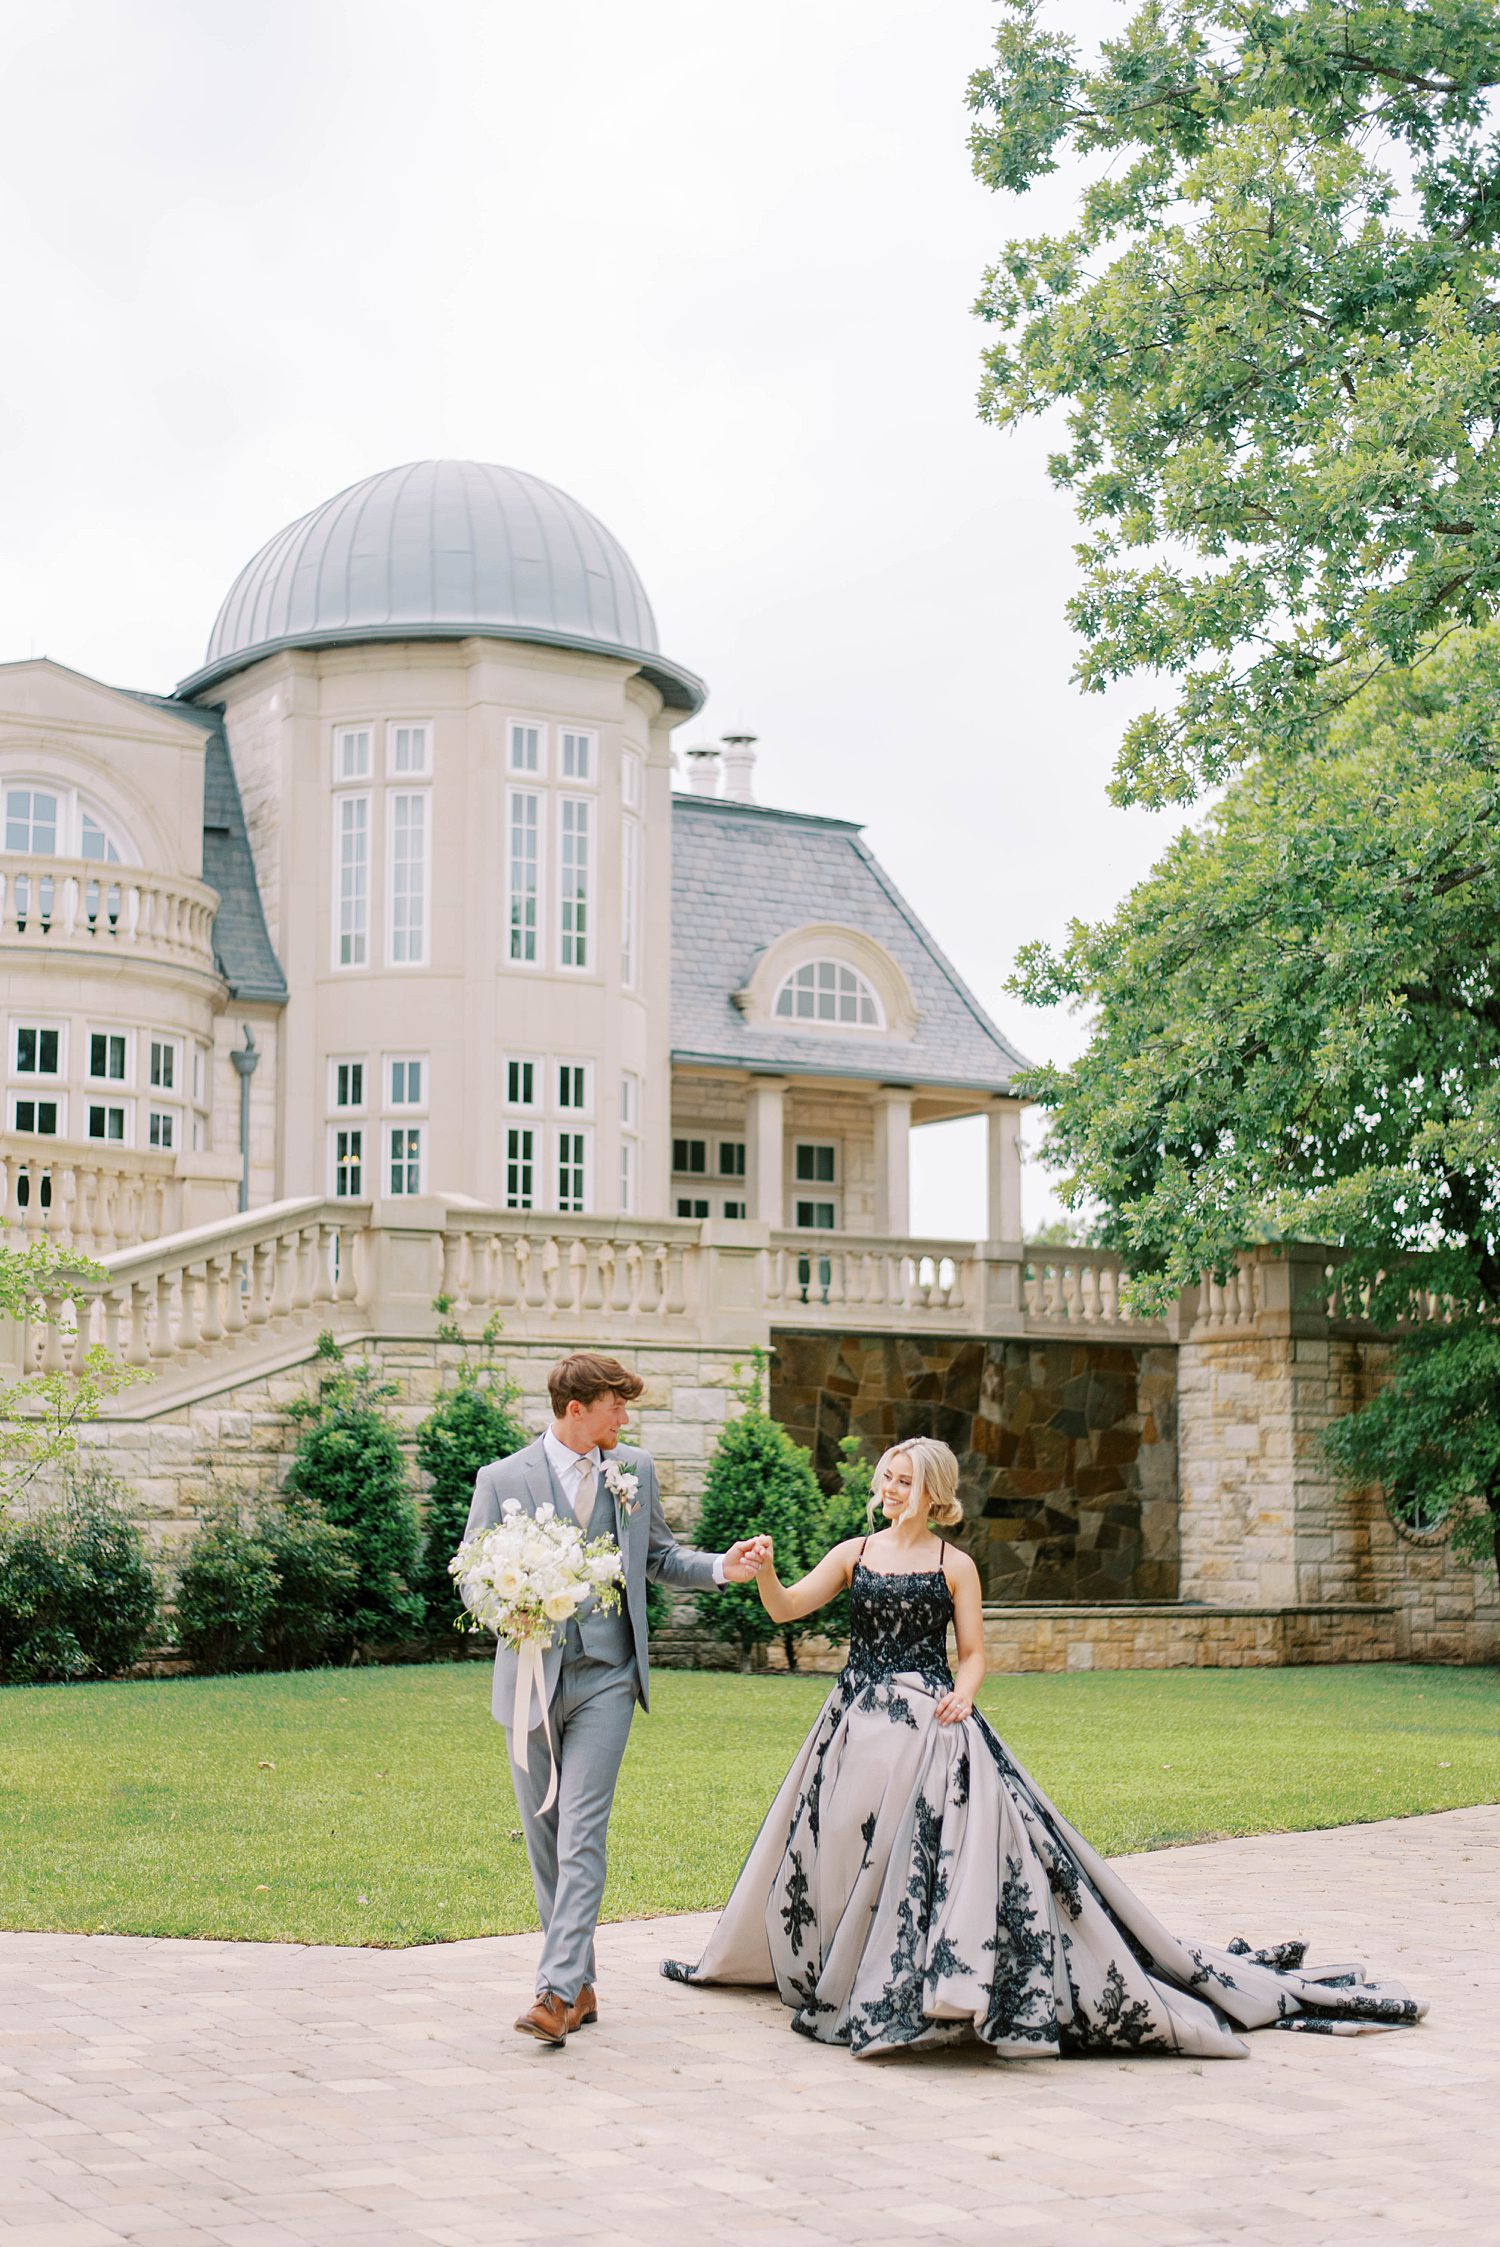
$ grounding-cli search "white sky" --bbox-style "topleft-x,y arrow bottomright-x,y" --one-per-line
1,0 -> 1186,1237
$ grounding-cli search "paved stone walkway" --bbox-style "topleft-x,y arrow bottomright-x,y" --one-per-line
1,1807 -> 1496,2247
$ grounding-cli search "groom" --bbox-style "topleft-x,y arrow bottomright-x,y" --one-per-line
460,1350 -> 768,2046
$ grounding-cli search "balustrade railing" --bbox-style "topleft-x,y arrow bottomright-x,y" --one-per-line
1020,1247 -> 1150,1329
436,1211 -> 703,1326
14,1198 -> 364,1384
764,1233 -> 973,1324
0,853 -> 220,974
1,1137 -> 183,1252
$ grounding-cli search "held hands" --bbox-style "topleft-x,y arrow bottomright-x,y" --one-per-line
933,1689 -> 973,1727
722,1534 -> 774,1583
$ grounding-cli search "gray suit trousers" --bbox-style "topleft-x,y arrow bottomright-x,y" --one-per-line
508,1656 -> 636,2001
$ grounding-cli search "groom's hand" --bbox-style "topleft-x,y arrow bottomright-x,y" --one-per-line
722,1535 -> 772,1583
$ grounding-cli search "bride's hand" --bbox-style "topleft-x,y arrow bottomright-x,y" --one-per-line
933,1690 -> 972,1726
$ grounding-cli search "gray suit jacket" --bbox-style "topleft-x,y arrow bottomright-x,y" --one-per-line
459,1437 -> 720,1727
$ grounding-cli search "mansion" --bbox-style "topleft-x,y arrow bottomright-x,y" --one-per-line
2,461 -> 1492,1670
0,458 -> 1024,1252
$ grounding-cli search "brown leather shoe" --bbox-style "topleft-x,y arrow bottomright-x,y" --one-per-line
564,1983 -> 598,2031
514,1991 -> 569,2045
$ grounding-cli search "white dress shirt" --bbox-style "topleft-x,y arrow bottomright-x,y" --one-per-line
542,1427 -> 728,1585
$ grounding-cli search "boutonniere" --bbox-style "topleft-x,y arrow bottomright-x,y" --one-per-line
604,1461 -> 640,1516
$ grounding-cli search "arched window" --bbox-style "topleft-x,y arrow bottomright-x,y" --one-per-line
774,958 -> 883,1028
3,783 -> 129,863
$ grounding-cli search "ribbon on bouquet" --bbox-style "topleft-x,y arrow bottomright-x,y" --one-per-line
512,1639 -> 560,1814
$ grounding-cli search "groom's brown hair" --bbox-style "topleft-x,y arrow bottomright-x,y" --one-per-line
548,1351 -> 645,1416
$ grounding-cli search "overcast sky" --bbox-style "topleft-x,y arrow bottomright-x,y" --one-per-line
1,0 -> 1184,1235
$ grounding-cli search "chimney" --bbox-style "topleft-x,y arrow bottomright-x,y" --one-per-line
684,744 -> 722,796
720,732 -> 758,803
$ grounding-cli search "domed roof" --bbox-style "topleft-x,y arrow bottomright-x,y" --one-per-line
178,459 -> 704,710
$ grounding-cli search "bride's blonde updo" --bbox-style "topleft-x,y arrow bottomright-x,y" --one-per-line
870,1437 -> 964,1530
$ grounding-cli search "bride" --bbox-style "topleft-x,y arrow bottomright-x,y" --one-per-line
663,1437 -> 1425,2060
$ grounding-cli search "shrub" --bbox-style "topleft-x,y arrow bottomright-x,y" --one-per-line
414,1315 -> 529,1635
646,1578 -> 673,1636
174,1495 -> 359,1673
694,1363 -> 828,1670
815,1434 -> 876,1643
284,1336 -> 425,1645
0,1463 -> 159,1684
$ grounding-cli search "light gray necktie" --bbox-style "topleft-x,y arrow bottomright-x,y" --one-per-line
572,1455 -> 597,1533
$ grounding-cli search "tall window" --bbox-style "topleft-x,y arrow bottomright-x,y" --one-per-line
149,1038 -> 177,1092
148,1111 -> 175,1150
388,1125 -> 422,1194
389,1057 -> 423,1107
336,795 -> 370,967
559,798 -> 591,969
719,1141 -> 746,1178
508,790 -> 541,964
505,1125 -> 536,1209
560,730 -> 593,781
506,1057 -> 538,1108
622,749 -> 642,810
335,728 -> 372,782
557,1062 -> 590,1113
774,959 -> 881,1027
621,818 -> 641,989
88,1033 -> 127,1081
88,1103 -> 126,1142
557,1130 -> 587,1213
509,721 -> 543,774
388,791 -> 429,965
334,1128 -> 364,1196
333,1059 -> 365,1110
389,723 -> 430,775
620,1070 -> 640,1214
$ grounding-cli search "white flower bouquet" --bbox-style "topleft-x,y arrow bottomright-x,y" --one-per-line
448,1499 -> 625,1810
449,1497 -> 624,1648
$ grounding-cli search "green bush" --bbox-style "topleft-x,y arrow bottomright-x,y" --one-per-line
0,1464 -> 159,1684
285,1337 -> 425,1645
694,1365 -> 828,1670
646,1578 -> 673,1636
173,1495 -> 359,1673
815,1434 -> 876,1642
414,1320 -> 528,1635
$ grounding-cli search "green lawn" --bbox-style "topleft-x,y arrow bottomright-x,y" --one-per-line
0,1663 -> 1495,1947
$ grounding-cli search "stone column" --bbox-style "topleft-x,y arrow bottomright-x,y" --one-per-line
748,1077 -> 786,1227
872,1090 -> 912,1237
985,1100 -> 1023,1246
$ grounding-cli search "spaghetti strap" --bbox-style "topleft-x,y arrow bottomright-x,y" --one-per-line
857,1535 -> 869,1559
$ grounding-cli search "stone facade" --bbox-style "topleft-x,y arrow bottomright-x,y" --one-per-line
770,1329 -> 1179,1603
1178,1283 -> 1499,1666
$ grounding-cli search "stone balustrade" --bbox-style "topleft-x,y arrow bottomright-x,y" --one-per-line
8,1201 -> 1421,1414
0,853 -> 221,978
0,1137 -> 225,1253
11,1197 -> 364,1395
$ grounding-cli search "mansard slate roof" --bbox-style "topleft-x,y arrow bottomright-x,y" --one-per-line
131,693 -> 288,1005
670,795 -> 1027,1091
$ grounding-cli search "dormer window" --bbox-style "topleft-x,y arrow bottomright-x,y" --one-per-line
774,959 -> 882,1028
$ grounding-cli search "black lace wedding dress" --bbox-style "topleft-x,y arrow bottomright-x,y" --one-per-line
662,1557 -> 1426,2059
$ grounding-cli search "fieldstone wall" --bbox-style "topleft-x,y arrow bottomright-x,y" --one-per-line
770,1330 -> 1179,1604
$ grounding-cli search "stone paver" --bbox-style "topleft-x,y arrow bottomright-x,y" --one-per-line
2,1808 -> 1497,2247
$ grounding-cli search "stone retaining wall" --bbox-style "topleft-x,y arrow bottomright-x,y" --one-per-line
771,1329 -> 1179,1604
741,1599 -> 1397,1678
